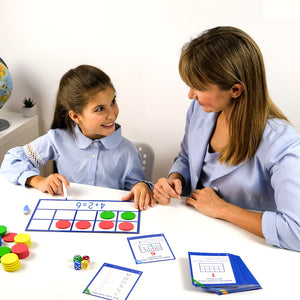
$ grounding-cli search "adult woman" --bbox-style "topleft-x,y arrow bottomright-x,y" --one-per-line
154,26 -> 300,251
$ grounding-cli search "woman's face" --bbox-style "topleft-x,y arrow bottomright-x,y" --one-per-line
70,86 -> 119,140
188,83 -> 235,115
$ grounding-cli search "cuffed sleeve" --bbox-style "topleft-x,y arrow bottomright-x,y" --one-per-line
262,211 -> 300,251
0,147 -> 40,186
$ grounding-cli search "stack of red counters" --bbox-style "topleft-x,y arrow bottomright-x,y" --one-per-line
11,243 -> 29,259
3,233 -> 17,243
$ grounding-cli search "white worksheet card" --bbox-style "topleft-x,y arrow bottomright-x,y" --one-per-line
127,234 -> 175,264
83,263 -> 142,300
189,254 -> 236,285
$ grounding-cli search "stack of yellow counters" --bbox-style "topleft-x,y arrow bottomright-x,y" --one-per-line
14,233 -> 31,247
1,253 -> 21,272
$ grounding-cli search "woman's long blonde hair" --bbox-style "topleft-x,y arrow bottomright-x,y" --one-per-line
179,26 -> 288,166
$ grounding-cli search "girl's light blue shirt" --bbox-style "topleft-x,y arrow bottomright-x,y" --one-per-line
0,124 -> 152,191
169,99 -> 300,251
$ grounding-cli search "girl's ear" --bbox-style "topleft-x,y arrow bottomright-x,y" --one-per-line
69,110 -> 79,124
231,83 -> 244,99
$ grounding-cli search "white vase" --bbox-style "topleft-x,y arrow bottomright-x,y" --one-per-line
21,106 -> 36,118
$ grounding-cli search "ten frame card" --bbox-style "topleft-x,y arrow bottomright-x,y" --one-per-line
25,199 -> 141,234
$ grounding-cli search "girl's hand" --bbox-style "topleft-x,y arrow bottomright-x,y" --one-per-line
26,174 -> 70,196
153,177 -> 182,205
186,187 -> 226,218
122,182 -> 154,210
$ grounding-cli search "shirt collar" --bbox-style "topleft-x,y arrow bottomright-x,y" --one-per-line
74,124 -> 123,149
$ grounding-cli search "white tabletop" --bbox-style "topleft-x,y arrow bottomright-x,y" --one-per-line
0,175 -> 299,300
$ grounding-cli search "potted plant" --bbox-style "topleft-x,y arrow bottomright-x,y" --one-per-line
21,97 -> 36,118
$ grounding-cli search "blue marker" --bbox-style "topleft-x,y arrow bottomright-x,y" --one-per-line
23,205 -> 29,215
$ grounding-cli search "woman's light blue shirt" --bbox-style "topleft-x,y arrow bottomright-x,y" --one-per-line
169,99 -> 300,251
0,124 -> 151,191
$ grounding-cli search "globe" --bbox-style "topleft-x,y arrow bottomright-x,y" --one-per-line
0,58 -> 13,131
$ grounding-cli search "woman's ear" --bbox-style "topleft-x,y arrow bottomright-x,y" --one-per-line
231,83 -> 244,99
69,110 -> 79,124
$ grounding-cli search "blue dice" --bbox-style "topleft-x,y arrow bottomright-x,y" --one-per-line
74,260 -> 81,270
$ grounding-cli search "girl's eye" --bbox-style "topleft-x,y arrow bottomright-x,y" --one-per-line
111,98 -> 117,106
95,106 -> 104,112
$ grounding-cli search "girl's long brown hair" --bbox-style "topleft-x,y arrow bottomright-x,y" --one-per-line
51,65 -> 115,133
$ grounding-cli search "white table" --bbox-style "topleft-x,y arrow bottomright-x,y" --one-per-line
0,175 -> 299,300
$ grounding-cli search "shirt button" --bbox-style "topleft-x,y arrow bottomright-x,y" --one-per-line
93,142 -> 97,147
88,182 -> 92,185
212,186 -> 220,194
91,154 -> 96,159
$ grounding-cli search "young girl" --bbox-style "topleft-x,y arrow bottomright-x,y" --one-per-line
154,26 -> 300,251
1,65 -> 153,210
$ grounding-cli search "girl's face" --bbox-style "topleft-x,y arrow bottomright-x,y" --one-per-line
70,86 -> 119,140
188,83 -> 237,115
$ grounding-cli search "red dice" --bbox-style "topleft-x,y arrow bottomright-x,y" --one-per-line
82,255 -> 90,263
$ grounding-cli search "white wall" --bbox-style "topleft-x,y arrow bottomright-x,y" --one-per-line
2,0 -> 300,182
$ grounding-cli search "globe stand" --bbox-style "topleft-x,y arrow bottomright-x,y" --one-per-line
0,118 -> 10,131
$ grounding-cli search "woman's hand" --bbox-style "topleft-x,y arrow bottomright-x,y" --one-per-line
186,187 -> 226,218
186,187 -> 264,238
26,174 -> 70,196
122,182 -> 154,211
153,176 -> 182,205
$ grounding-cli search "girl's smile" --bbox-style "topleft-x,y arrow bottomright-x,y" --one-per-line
102,123 -> 115,129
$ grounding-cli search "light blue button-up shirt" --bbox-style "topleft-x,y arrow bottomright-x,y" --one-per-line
169,99 -> 300,251
0,124 -> 152,191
